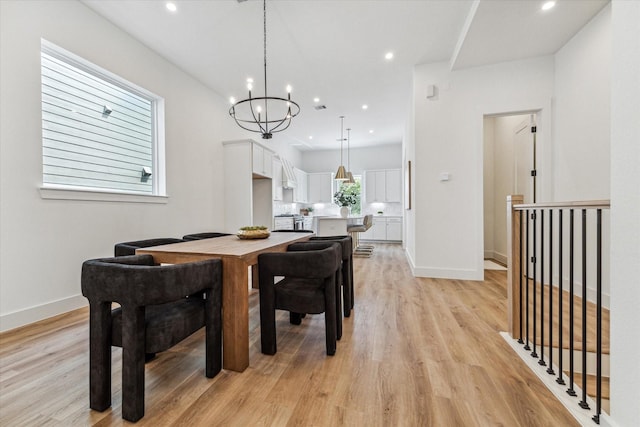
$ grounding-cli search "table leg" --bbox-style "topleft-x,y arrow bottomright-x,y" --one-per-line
222,258 -> 250,372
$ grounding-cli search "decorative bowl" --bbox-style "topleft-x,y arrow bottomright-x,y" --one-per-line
237,227 -> 270,240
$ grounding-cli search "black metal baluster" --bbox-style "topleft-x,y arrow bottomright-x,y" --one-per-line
592,209 -> 603,424
579,209 -> 590,410
525,209 -> 531,351
547,210 -> 555,375
531,209 -> 538,358
539,210 -> 546,366
519,209 -> 524,344
568,209 -> 576,397
557,209 -> 565,385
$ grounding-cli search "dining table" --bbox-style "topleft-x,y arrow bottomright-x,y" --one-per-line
136,231 -> 312,372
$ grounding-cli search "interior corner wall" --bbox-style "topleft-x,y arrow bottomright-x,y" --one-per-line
412,57 -> 554,280
0,0 -> 247,331
554,3 -> 611,201
607,1 -> 640,426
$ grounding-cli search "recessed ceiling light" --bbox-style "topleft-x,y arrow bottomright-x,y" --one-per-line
313,97 -> 320,103
362,104 -> 368,110
166,2 -> 177,12
229,96 -> 236,104
385,52 -> 394,60
541,1 -> 556,11
309,136 -> 313,140
369,129 -> 374,134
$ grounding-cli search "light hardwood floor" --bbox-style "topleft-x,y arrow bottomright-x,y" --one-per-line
0,244 -> 579,426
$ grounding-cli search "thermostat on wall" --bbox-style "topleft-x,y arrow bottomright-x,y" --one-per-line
439,172 -> 450,182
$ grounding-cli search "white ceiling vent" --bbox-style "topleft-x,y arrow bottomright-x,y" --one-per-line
314,105 -> 327,110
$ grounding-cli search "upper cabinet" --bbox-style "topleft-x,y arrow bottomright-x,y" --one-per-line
252,143 -> 273,178
307,172 -> 333,203
293,168 -> 308,203
364,169 -> 402,203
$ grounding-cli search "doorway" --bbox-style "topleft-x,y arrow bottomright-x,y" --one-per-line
483,112 -> 537,266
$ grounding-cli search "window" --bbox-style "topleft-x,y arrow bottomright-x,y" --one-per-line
40,40 -> 165,199
337,176 -> 362,215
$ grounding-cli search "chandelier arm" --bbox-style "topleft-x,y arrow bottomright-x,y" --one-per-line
247,97 -> 267,135
269,116 -> 292,133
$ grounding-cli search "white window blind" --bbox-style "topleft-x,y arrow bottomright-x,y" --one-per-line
41,42 -> 163,196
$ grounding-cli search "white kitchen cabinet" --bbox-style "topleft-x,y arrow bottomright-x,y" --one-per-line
360,216 -> 403,241
307,172 -> 333,203
272,158 -> 283,201
364,169 -> 401,203
222,140 -> 273,233
371,217 -> 386,240
385,170 -> 402,202
251,143 -> 273,178
386,217 -> 403,241
293,168 -> 308,203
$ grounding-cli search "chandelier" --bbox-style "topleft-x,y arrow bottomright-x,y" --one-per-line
229,0 -> 300,139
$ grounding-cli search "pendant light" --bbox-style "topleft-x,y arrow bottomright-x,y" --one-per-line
346,128 -> 355,184
335,116 -> 347,181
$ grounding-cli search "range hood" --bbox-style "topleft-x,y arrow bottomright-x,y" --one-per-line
280,157 -> 297,188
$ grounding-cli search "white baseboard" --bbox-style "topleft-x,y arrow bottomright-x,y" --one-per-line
599,413 -> 621,427
413,266 -> 483,281
484,250 -> 507,265
0,294 -> 86,333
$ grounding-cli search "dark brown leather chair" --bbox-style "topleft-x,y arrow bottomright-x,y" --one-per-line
81,255 -> 222,422
182,232 -> 230,241
114,238 -> 184,257
258,242 -> 342,356
309,235 -> 354,317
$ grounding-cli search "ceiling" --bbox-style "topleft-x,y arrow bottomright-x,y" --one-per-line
82,0 -> 608,151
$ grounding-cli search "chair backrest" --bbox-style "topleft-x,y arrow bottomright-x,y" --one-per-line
182,232 -> 230,241
363,214 -> 374,230
114,238 -> 184,256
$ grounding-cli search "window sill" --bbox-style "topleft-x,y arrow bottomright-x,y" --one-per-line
39,186 -> 169,204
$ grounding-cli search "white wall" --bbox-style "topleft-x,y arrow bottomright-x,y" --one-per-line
411,57 -> 554,280
606,2 -> 640,426
301,144 -> 402,174
554,4 -> 611,201
0,0 -> 251,330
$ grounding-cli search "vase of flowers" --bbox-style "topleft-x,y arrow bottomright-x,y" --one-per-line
334,189 -> 356,218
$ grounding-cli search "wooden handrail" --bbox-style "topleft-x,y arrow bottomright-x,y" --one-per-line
514,200 -> 610,210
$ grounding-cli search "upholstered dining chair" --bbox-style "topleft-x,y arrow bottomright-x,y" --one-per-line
81,255 -> 222,422
182,232 -> 231,241
258,242 -> 342,356
309,235 -> 354,317
114,237 -> 184,257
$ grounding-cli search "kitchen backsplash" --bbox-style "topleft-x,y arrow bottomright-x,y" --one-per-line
274,201 -> 403,217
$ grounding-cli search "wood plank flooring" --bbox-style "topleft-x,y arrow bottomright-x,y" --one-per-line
0,244 -> 579,426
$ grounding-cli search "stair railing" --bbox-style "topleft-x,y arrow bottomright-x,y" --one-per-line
507,195 -> 610,424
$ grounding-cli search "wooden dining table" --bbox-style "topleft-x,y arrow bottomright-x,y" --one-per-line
136,232 -> 312,372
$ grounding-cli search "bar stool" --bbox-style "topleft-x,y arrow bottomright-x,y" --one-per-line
347,214 -> 373,257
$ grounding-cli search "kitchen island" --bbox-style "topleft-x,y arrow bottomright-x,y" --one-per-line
315,215 -> 362,236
